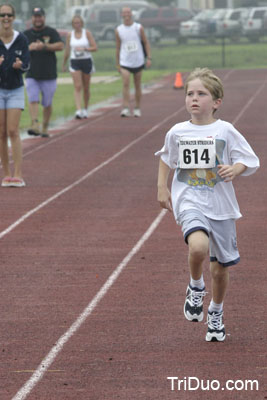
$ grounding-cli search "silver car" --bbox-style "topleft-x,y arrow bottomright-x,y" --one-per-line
242,7 -> 267,41
216,8 -> 250,41
180,9 -> 220,41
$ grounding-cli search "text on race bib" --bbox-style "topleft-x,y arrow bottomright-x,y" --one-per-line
179,138 -> 216,169
125,41 -> 138,53
74,50 -> 85,58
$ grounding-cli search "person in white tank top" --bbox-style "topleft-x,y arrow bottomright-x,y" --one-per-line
115,7 -> 151,117
62,15 -> 97,119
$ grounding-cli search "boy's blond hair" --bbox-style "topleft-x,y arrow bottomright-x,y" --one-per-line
185,68 -> 224,101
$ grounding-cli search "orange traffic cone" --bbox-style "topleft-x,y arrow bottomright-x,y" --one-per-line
173,72 -> 184,89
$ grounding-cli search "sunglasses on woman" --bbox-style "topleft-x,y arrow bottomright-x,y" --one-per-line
0,13 -> 14,18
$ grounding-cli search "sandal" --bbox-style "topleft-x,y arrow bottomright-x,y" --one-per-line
1,176 -> 12,187
9,177 -> 26,188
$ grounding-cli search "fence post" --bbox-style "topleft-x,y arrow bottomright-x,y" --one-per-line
222,36 -> 226,68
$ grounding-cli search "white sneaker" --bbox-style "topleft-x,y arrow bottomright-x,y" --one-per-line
75,110 -> 83,119
120,108 -> 131,117
184,284 -> 206,322
134,108 -> 141,117
205,311 -> 225,342
82,109 -> 88,118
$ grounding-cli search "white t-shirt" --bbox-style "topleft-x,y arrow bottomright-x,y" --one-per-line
117,22 -> 145,68
70,28 -> 91,60
155,119 -> 259,221
5,30 -> 19,49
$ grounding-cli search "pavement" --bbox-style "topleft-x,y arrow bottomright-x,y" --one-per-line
57,75 -> 120,84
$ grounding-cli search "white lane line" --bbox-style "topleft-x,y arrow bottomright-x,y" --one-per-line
12,209 -> 167,400
0,107 -> 182,241
232,79 -> 267,125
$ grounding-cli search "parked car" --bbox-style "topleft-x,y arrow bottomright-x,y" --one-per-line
215,8 -> 250,41
262,9 -> 267,35
242,7 -> 267,41
83,1 -> 157,41
180,9 -> 220,41
138,7 -> 194,42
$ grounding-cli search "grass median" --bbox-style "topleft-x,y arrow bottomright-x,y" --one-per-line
20,38 -> 267,131
20,69 -> 169,131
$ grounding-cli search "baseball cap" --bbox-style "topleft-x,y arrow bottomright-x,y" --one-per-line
32,7 -> 45,16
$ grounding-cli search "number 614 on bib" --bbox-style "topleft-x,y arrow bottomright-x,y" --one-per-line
179,138 -> 216,169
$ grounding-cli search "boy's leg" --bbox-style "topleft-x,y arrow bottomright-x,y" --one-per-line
206,261 -> 229,342
210,261 -> 229,304
188,230 -> 209,280
184,230 -> 209,322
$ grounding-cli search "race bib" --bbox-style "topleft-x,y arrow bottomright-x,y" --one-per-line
125,41 -> 138,53
179,137 -> 216,169
74,50 -> 85,58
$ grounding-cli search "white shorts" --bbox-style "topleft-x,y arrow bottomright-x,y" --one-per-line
178,209 -> 240,267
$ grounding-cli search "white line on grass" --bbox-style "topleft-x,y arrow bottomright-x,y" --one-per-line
12,209 -> 167,400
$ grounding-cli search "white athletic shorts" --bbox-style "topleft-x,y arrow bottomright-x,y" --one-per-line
178,209 -> 240,267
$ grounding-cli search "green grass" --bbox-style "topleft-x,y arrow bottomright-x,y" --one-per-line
20,69 -> 169,131
20,39 -> 267,131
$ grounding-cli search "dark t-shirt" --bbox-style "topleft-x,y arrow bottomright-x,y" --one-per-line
24,26 -> 63,80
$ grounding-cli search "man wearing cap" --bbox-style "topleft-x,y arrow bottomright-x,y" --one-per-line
24,7 -> 64,137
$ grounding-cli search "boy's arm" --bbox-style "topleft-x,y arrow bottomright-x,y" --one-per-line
157,159 -> 172,212
217,163 -> 247,182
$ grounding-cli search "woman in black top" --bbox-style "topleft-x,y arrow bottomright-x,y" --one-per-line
0,3 -> 30,187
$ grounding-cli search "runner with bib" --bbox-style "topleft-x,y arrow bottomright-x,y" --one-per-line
156,68 -> 259,342
115,7 -> 151,118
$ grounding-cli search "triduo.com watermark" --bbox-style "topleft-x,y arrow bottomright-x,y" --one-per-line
167,376 -> 259,392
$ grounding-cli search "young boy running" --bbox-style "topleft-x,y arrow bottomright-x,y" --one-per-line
156,68 -> 259,342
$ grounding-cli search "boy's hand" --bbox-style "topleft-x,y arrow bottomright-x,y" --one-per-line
157,186 -> 173,212
217,163 -> 246,182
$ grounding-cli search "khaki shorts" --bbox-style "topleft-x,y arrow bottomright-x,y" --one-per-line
178,209 -> 240,267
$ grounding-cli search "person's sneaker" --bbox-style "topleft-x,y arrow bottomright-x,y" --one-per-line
205,310 -> 225,342
134,108 -> 141,117
75,110 -> 83,119
82,109 -> 88,118
120,108 -> 131,117
184,284 -> 206,322
27,119 -> 40,136
40,127 -> 50,138
41,132 -> 50,138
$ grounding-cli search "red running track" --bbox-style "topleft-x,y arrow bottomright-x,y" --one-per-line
0,70 -> 266,400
